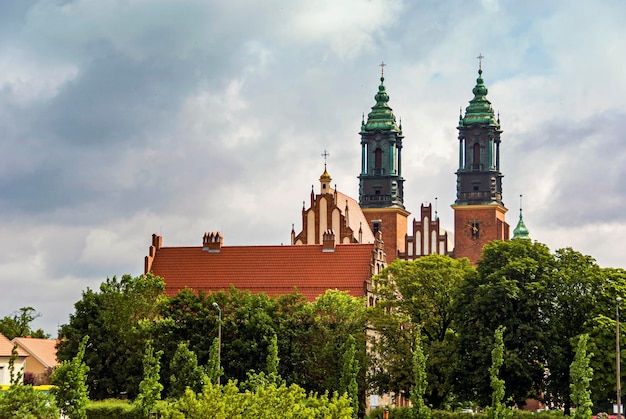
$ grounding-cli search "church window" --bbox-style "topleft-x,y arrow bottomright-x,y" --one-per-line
473,143 -> 480,169
375,148 -> 382,168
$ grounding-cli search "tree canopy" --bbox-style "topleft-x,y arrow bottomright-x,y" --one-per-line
369,254 -> 474,407
0,306 -> 49,340
56,273 -> 165,399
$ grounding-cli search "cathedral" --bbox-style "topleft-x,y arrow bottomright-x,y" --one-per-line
145,61 -> 530,300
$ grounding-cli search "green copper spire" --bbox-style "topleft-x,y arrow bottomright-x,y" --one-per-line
363,65 -> 401,133
459,67 -> 499,128
512,195 -> 530,240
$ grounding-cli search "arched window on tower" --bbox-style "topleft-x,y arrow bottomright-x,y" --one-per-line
473,143 -> 481,170
375,148 -> 382,168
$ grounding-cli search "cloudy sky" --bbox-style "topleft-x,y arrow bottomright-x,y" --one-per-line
2,0 -> 625,335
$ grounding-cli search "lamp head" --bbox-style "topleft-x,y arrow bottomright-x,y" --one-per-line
212,302 -> 220,308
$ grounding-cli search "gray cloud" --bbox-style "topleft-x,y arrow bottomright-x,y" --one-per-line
1,0 -> 626,334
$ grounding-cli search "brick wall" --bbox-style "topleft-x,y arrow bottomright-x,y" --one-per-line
362,207 -> 409,263
453,204 -> 509,263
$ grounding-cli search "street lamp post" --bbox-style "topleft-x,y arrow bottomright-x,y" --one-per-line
618,297 -> 623,419
212,302 -> 222,385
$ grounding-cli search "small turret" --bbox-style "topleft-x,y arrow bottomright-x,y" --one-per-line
512,195 -> 530,240
320,167 -> 331,194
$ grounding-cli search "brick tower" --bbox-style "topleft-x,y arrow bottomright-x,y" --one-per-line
358,64 -> 409,261
452,60 -> 509,263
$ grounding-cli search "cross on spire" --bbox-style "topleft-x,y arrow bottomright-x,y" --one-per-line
321,149 -> 330,169
379,61 -> 386,78
477,53 -> 484,71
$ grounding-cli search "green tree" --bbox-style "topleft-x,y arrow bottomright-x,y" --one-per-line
242,333 -> 285,392
543,248 -> 603,412
411,330 -> 431,419
51,336 -> 90,419
570,334 -> 593,419
168,342 -> 205,398
339,334 -> 359,419
586,268 -> 626,407
157,287 -> 344,395
160,288 -> 280,385
487,326 -> 510,419
272,291 -> 314,388
305,290 -> 368,396
367,304 -> 413,399
266,333 -> 280,379
205,337 -> 223,385
135,341 -> 164,418
0,345 -> 58,419
57,273 -> 165,399
0,307 -> 48,339
455,240 -> 554,406
221,288 -> 281,382
371,254 -> 473,407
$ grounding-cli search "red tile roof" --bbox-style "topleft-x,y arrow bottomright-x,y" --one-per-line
0,334 -> 27,357
12,338 -> 59,368
149,243 -> 375,301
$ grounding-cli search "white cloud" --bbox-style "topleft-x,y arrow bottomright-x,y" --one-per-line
280,0 -> 405,59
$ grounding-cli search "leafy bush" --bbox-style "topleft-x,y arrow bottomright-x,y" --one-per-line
85,399 -> 136,419
160,380 -> 353,419
0,385 -> 58,419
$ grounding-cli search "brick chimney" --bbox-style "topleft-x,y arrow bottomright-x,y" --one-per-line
202,232 -> 223,253
322,230 -> 336,252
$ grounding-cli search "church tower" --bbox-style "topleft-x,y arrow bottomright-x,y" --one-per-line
452,60 -> 509,262
358,64 -> 410,261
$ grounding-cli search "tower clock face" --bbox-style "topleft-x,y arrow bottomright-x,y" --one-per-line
466,221 -> 480,239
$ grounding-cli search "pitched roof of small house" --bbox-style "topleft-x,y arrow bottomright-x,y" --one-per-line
146,234 -> 377,301
0,334 -> 27,357
12,337 -> 58,368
